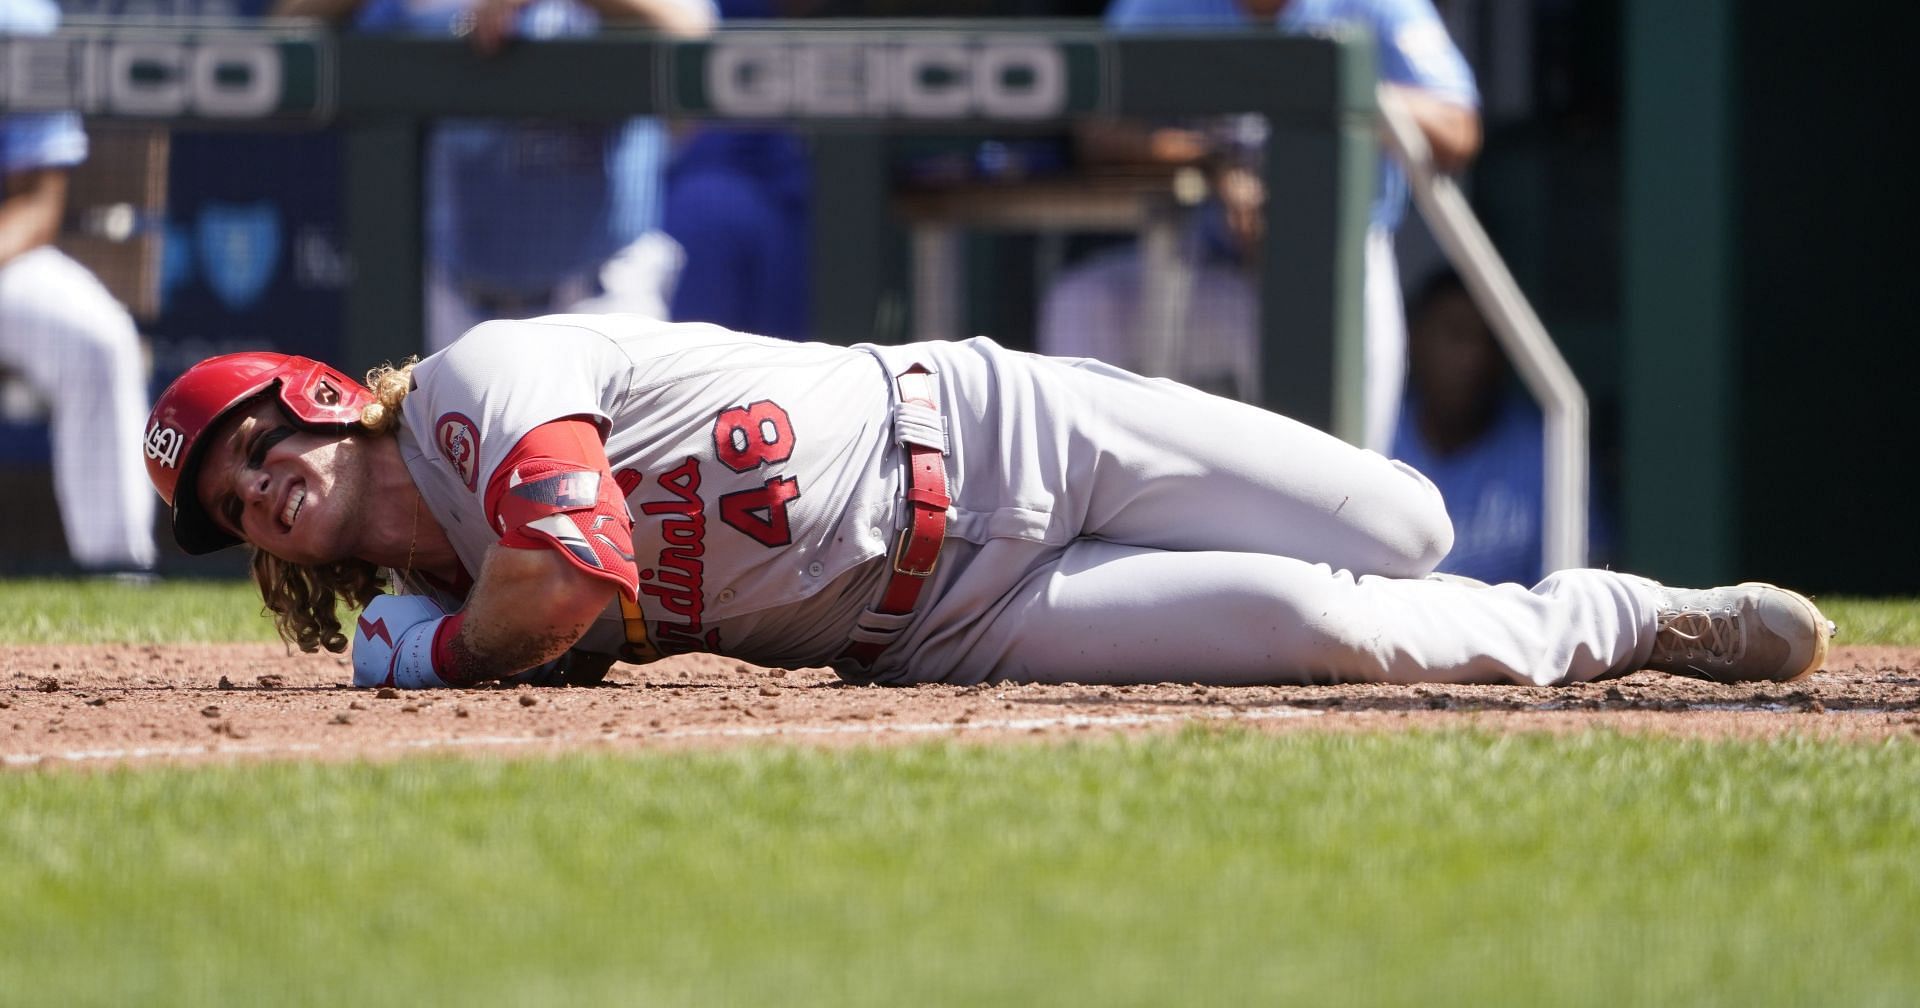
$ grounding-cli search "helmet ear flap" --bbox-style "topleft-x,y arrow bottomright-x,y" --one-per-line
277,358 -> 374,428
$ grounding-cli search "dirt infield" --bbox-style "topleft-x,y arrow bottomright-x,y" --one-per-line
5,644 -> 1920,767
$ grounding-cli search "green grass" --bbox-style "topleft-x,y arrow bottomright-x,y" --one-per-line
0,578 -> 280,644
3,729 -> 1918,1007
1819,596 -> 1920,648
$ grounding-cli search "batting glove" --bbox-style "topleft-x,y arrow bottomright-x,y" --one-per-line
351,593 -> 452,689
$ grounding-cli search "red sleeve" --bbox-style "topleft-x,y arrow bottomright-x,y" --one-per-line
483,418 -> 639,599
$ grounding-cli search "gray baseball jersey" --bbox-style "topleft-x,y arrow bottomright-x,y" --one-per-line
397,315 -> 902,664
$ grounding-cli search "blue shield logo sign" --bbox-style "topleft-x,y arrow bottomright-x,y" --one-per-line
196,201 -> 283,313
160,222 -> 195,303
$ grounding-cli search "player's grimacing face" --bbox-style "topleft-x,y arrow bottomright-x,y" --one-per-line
193,398 -> 366,565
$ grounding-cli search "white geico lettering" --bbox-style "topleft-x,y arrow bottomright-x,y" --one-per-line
144,423 -> 185,469
0,35 -> 283,118
707,38 -> 1065,120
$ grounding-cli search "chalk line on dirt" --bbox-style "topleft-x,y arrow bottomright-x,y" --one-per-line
4,704 -> 1324,767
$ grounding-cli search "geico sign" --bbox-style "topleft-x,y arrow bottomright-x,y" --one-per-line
707,39 -> 1067,119
0,36 -> 284,118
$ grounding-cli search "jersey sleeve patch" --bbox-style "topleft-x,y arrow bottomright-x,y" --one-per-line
435,412 -> 482,491
485,420 -> 639,598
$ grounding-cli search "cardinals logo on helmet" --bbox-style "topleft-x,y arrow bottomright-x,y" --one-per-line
144,422 -> 185,468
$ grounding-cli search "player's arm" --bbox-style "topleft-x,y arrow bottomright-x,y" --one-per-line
0,167 -> 65,269
1380,83 -> 1481,173
351,417 -> 638,688
579,0 -> 714,36
349,549 -> 614,688
1375,2 -> 1482,174
443,543 -> 615,683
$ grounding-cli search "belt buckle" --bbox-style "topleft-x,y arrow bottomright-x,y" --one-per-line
892,525 -> 938,578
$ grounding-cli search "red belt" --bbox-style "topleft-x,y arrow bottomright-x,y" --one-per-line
838,366 -> 949,668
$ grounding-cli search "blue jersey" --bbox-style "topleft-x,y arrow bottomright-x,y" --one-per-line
1391,391 -> 1609,585
662,129 -> 812,341
1107,0 -> 1478,232
0,0 -> 88,175
1391,391 -> 1544,584
352,0 -> 712,292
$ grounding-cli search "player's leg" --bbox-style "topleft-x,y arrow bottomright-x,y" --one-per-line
1035,247 -> 1143,372
1171,261 -> 1259,401
0,248 -> 156,572
569,231 -> 680,322
1025,349 -> 1453,578
891,537 -> 1661,687
1037,246 -> 1260,399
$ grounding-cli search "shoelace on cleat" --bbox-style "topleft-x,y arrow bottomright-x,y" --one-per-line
1651,608 -> 1747,669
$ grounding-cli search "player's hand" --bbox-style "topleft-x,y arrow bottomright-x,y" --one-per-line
351,594 -> 452,689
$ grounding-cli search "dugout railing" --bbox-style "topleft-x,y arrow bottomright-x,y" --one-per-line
1377,87 -> 1587,575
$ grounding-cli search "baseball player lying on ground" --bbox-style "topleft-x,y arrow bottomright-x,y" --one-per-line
144,314 -> 1831,689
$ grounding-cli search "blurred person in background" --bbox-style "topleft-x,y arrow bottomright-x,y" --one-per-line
275,0 -> 716,353
658,0 -> 818,341
662,126 -> 813,340
1390,270 -> 1608,585
1039,0 -> 1480,452
0,0 -> 158,576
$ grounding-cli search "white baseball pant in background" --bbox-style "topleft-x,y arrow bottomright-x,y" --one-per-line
0,246 -> 156,572
1037,224 -> 1411,454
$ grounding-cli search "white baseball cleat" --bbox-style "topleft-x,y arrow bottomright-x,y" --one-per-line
1644,582 -> 1834,683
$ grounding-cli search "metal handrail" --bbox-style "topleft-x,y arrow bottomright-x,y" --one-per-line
1376,86 -> 1588,574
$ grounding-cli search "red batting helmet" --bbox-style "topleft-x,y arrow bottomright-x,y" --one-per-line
144,352 -> 375,555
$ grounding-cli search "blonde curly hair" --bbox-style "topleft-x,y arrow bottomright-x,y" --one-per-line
253,359 -> 418,653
